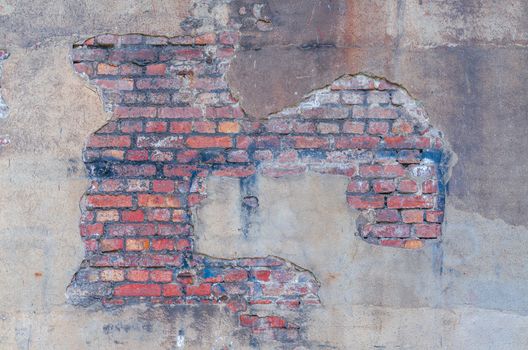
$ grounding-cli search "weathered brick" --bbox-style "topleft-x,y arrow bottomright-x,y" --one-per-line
186,136 -> 232,148
138,194 -> 180,208
163,284 -> 183,297
367,121 -> 389,135
415,224 -> 441,238
359,164 -> 405,178
100,269 -> 125,282
401,210 -> 424,223
146,63 -> 166,75
170,121 -> 193,133
384,136 -> 431,149
363,224 -> 411,238
342,121 -> 365,134
426,210 -> 444,223
186,284 -> 212,296
372,180 -> 396,193
150,270 -> 172,282
398,179 -> 418,193
335,136 -> 379,149
218,121 -> 240,133
347,195 -> 385,209
127,270 -> 149,282
387,195 -> 434,209
107,223 -> 156,236
159,107 -> 202,119
100,239 -> 124,252
376,209 -> 400,223
120,210 -> 143,223
114,284 -> 161,297
87,135 -> 131,148
152,239 -> 175,251
126,238 -> 150,251
86,195 -> 132,208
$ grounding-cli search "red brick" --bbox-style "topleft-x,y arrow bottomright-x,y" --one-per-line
176,238 -> 192,251
392,119 -> 414,134
159,107 -> 202,119
138,194 -> 181,208
146,63 -> 166,75
107,223 -> 156,236
100,269 -> 125,282
145,121 -> 167,133
359,164 -> 405,178
126,238 -> 150,251
367,122 -> 389,135
196,32 -> 217,44
218,121 -> 240,134
121,210 -> 144,222
224,269 -> 248,282
152,239 -> 175,251
213,166 -> 256,177
93,78 -> 134,90
80,223 -> 103,236
114,107 -> 157,118
398,179 -> 418,193
84,239 -> 98,251
366,107 -> 398,119
363,224 -> 410,238
86,195 -> 132,208
347,195 -> 385,209
401,210 -> 424,223
186,284 -> 212,296
426,210 -> 444,223
163,284 -> 183,297
292,136 -> 329,149
153,180 -> 175,193
73,62 -> 93,76
423,180 -> 438,193
342,121 -> 365,134
267,316 -> 287,328
127,270 -> 149,282
186,136 -> 232,148
193,121 -> 216,133
126,150 -> 149,161
227,150 -> 249,163
87,135 -> 131,148
376,209 -> 400,223
169,122 -> 192,134
240,315 -> 260,327
266,119 -> 292,133
317,122 -> 340,134
397,150 -> 421,164
97,63 -> 118,75
113,164 -> 157,177
150,270 -> 172,282
335,136 -> 379,149
136,135 -> 184,148
119,120 -> 143,133
387,195 -> 434,209
415,224 -> 441,238
100,239 -> 124,252
114,284 -> 161,297
147,208 -> 171,221
254,270 -> 271,282
373,180 -> 396,193
292,121 -> 316,133
384,136 -> 431,149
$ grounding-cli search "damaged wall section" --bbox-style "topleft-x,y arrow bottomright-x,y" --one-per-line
67,28 -> 450,345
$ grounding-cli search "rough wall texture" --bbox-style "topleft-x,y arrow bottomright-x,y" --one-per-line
0,0 -> 527,349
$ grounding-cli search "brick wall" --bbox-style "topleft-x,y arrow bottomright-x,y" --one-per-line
68,29 -> 449,345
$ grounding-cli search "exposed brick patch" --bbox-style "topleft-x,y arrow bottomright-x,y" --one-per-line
68,28 -> 451,346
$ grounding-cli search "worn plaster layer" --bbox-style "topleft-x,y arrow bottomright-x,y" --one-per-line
228,0 -> 528,226
0,0 -> 526,348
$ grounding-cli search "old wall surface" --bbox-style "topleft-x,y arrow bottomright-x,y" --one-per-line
0,0 -> 526,349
